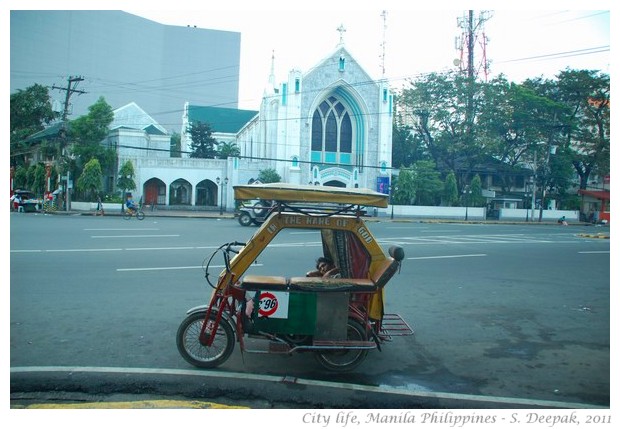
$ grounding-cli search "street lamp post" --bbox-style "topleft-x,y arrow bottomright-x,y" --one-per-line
528,143 -> 557,222
216,177 -> 228,215
463,185 -> 472,221
525,180 -> 532,222
390,184 -> 398,220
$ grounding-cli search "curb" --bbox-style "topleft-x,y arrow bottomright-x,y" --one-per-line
577,233 -> 610,239
11,366 -> 605,409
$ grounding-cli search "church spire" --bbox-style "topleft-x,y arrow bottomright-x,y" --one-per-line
264,50 -> 277,96
269,50 -> 275,88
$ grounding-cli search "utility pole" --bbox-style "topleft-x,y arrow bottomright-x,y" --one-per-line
52,75 -> 87,121
51,75 -> 87,211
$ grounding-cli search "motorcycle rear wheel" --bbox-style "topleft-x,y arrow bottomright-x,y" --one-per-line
176,311 -> 235,368
315,319 -> 369,372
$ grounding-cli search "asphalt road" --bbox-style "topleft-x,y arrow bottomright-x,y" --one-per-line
9,212 -> 611,408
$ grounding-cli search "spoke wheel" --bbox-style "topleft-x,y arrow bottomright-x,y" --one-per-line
176,311 -> 235,368
136,210 -> 145,220
122,210 -> 131,220
315,319 -> 369,372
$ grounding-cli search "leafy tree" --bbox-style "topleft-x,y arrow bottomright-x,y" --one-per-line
553,69 -> 610,188
26,165 -> 37,191
391,122 -> 427,168
545,145 -> 578,209
392,169 -> 415,205
10,84 -> 57,167
411,160 -> 444,205
69,97 -> 115,173
443,171 -> 459,206
117,160 -> 136,197
33,163 -> 47,196
13,166 -> 28,189
217,141 -> 241,158
77,158 -> 103,201
170,132 -> 182,158
401,71 -> 487,184
188,121 -> 217,158
478,76 -> 567,193
257,168 -> 281,183
469,174 -> 485,207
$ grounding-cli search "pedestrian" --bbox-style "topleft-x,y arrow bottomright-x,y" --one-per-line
11,193 -> 22,211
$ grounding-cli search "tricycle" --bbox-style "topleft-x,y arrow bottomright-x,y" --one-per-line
176,183 -> 413,372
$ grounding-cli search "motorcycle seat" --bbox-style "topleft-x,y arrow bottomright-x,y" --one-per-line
240,275 -> 288,291
288,277 -> 377,292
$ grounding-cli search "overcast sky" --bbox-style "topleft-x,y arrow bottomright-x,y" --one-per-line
3,0 -> 612,112
123,3 -> 610,110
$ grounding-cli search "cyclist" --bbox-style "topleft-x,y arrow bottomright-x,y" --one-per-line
126,195 -> 137,214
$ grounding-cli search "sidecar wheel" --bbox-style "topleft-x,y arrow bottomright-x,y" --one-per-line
315,319 -> 369,372
176,311 -> 234,368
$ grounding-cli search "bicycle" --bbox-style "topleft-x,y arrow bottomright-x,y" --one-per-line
123,207 -> 145,220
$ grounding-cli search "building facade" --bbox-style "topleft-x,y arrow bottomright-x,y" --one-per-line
182,44 -> 394,196
10,10 -> 241,132
112,40 -> 394,211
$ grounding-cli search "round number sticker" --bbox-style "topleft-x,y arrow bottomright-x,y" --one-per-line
258,292 -> 278,317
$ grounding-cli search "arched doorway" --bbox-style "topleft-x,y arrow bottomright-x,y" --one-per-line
196,179 -> 217,207
143,178 -> 166,207
169,179 -> 192,205
323,180 -> 346,188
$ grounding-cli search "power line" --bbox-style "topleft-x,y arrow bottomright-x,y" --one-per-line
495,46 -> 609,64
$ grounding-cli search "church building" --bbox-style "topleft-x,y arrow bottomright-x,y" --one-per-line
179,31 -> 394,204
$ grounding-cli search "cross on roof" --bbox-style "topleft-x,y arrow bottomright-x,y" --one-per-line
337,24 -> 346,45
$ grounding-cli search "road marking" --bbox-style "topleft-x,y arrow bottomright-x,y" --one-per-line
84,228 -> 159,231
579,250 -> 610,254
117,263 -> 263,272
408,254 -> 487,260
25,399 -> 248,409
11,248 -> 124,253
91,234 -> 180,238
117,266 -> 203,272
125,246 -> 196,251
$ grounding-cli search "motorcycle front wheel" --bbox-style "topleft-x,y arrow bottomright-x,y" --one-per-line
315,319 -> 369,372
176,311 -> 235,368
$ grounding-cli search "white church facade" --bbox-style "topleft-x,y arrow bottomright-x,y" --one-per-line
112,40 -> 394,211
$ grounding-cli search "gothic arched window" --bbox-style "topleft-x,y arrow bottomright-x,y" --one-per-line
310,97 -> 353,164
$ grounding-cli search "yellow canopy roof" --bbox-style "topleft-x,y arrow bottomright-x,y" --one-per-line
234,183 -> 389,208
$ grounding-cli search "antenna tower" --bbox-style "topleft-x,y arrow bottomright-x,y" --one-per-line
455,11 -> 492,81
380,10 -> 387,77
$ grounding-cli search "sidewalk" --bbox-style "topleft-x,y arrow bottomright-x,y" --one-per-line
49,207 -> 610,229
